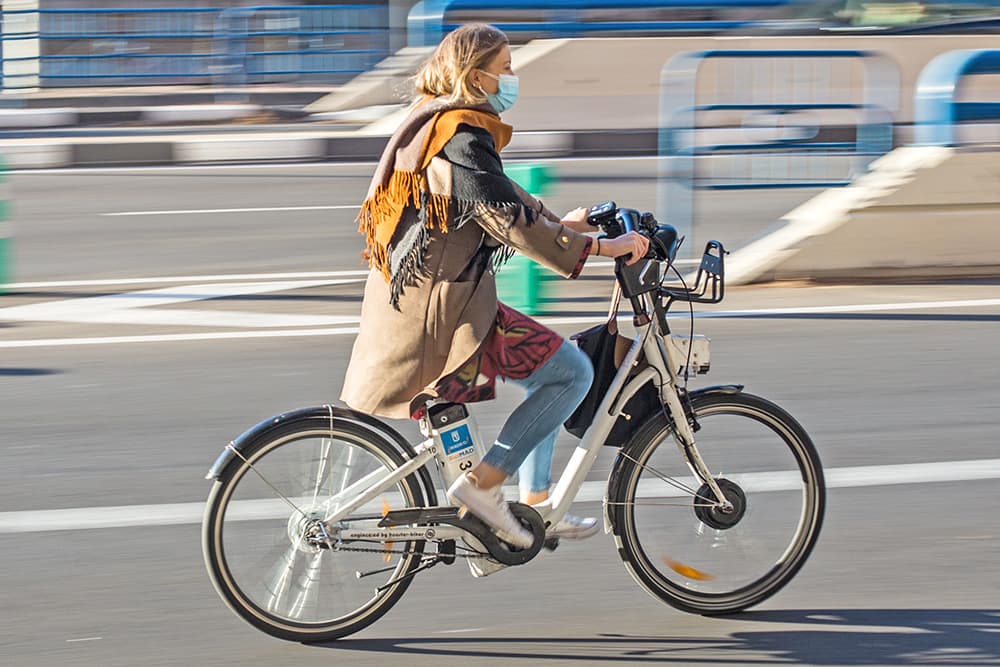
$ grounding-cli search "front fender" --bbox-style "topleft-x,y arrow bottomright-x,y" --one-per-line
205,404 -> 439,507
686,384 -> 744,403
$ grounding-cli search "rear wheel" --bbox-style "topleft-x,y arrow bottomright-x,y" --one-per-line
202,415 -> 426,642
608,391 -> 825,614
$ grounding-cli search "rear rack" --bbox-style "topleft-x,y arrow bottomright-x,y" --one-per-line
661,241 -> 726,306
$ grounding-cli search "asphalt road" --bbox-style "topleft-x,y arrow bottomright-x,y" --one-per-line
1,163 -> 998,667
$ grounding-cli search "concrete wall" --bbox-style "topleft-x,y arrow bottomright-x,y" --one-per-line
314,33 -> 999,132
503,35 -> 1000,132
768,147 -> 1000,281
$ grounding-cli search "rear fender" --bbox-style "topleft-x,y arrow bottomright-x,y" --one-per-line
205,405 -> 439,507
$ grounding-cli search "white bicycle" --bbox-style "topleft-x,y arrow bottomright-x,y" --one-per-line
202,202 -> 826,642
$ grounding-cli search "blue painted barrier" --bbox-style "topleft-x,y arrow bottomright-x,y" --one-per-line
407,0 -> 806,47
914,49 -> 1000,146
1,5 -> 389,88
657,49 -> 899,253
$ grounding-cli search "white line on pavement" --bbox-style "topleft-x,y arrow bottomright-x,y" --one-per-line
2,458 -> 998,533
0,327 -> 362,348
102,204 -> 359,216
8,162 -> 371,175
2,297 -> 999,349
4,270 -> 369,290
0,279 -> 365,328
698,298 -> 1000,317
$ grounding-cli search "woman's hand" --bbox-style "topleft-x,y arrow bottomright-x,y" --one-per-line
560,207 -> 597,234
596,232 -> 650,266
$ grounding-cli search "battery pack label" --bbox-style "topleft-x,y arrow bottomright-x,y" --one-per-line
441,424 -> 474,457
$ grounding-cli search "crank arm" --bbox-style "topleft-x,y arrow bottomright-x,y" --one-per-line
379,504 -> 545,566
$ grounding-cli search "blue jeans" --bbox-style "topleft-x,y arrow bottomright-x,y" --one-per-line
480,340 -> 594,493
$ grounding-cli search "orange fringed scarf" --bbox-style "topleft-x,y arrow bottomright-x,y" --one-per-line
357,98 -> 513,281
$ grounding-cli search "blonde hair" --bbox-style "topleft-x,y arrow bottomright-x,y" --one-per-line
413,24 -> 509,105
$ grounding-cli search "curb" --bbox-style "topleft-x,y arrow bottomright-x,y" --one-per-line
0,129 -> 661,169
0,105 -> 266,129
0,122 -> 923,170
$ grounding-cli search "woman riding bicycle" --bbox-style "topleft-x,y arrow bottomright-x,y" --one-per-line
340,23 -> 649,560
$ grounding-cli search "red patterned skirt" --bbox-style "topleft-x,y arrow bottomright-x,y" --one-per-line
432,302 -> 564,408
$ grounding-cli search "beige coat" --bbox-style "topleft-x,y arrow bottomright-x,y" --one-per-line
341,160 -> 591,419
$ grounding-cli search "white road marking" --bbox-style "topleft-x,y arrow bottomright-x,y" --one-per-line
0,279 -> 363,328
2,296 -> 999,348
4,270 -> 369,290
8,309 -> 359,329
0,327 -> 361,348
1,458 -> 998,534
8,162 -> 377,175
698,298 -> 1000,317
66,637 -> 103,643
102,205 -> 359,217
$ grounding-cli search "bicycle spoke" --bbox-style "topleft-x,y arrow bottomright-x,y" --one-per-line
310,438 -> 334,507
265,541 -> 307,614
225,442 -> 308,519
608,393 -> 824,613
605,500 -> 716,508
617,449 -> 715,502
205,421 -> 427,638
287,551 -> 325,620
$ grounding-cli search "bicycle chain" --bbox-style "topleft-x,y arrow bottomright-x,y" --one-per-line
321,541 -> 490,561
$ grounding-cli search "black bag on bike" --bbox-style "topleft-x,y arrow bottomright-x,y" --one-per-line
564,286 -> 660,446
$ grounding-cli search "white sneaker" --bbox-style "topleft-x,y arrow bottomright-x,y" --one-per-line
461,534 -> 509,578
547,513 -> 600,540
447,473 -> 534,549
467,556 -> 509,578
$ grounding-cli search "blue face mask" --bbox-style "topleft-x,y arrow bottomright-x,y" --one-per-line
481,72 -> 519,114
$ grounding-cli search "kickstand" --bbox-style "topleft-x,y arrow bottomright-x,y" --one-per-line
375,556 -> 440,593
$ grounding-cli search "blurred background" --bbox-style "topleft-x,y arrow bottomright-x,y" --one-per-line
1,1 -> 999,666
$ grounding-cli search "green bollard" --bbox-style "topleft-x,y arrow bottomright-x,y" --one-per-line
497,162 -> 555,315
0,156 -> 8,294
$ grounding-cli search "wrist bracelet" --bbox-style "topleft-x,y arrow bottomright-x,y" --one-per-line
596,238 -> 602,256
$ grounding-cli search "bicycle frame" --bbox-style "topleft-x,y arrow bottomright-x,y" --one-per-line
326,259 -> 730,546
203,223 -> 828,640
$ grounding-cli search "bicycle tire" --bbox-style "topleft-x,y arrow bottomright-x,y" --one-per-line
203,414 -> 427,642
607,391 -> 825,615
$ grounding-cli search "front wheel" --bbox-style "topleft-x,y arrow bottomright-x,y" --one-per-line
607,391 -> 825,615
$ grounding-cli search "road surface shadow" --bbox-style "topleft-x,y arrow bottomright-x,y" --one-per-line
0,368 -> 60,376
321,609 -> 1000,665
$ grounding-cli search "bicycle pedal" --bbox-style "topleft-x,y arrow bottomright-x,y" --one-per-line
543,536 -> 560,551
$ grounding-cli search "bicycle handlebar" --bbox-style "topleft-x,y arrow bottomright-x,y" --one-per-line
587,201 -> 680,264
587,201 -> 726,307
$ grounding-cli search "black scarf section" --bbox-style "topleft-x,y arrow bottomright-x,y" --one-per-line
385,124 -> 536,309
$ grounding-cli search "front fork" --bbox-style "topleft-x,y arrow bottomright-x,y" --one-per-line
652,334 -> 734,512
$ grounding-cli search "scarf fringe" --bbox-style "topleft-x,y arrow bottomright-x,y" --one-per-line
359,169 -> 453,278
388,223 -> 430,308
361,176 -> 529,306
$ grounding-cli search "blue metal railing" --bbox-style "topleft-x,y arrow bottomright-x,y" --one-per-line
914,49 -> 1000,146
658,49 -> 899,250
1,5 -> 390,88
407,0 -> 806,47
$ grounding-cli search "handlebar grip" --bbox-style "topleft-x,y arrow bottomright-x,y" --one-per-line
587,200 -> 617,226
